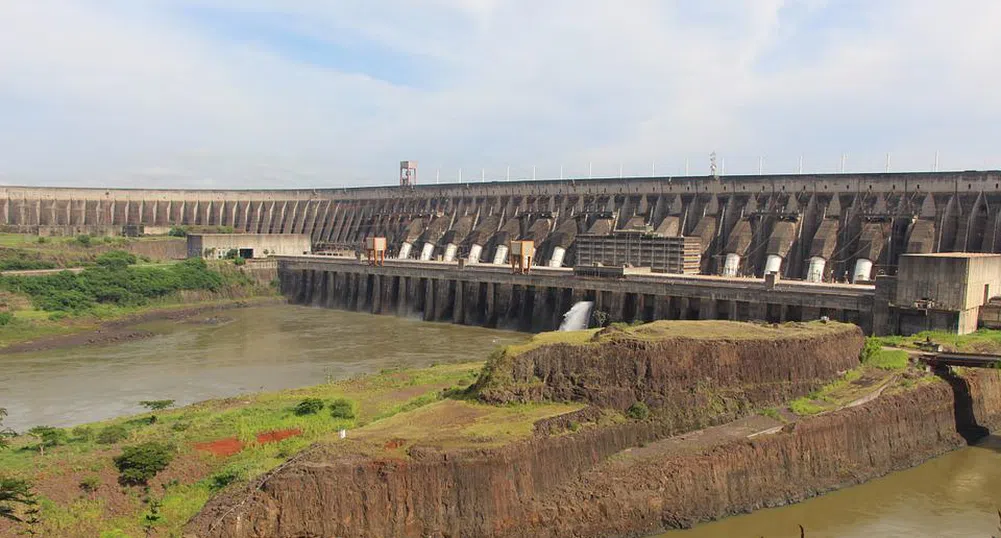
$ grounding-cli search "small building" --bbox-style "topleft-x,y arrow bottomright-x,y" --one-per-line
892,252 -> 1001,334
575,231 -> 701,274
187,234 -> 311,260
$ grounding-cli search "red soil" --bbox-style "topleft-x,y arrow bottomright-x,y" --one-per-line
194,437 -> 244,457
256,428 -> 302,444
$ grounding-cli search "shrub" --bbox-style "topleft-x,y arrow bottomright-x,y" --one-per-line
113,442 -> 175,486
95,250 -> 137,270
79,476 -> 101,493
167,226 -> 188,237
96,425 -> 129,445
36,236 -> 47,244
233,257 -> 247,266
71,425 -> 93,442
47,312 -> 68,321
75,234 -> 92,247
0,312 -> 12,326
293,398 -> 325,416
329,398 -> 356,419
865,349 -> 910,370
860,336 -> 882,363
207,468 -> 241,491
170,422 -> 190,432
27,426 -> 68,455
625,402 -> 650,420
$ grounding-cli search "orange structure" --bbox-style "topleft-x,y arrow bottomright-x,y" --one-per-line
366,237 -> 387,266
510,240 -> 534,274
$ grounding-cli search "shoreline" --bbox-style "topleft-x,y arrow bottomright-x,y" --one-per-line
0,295 -> 286,355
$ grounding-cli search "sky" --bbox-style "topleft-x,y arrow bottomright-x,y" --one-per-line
1,1 -> 1000,188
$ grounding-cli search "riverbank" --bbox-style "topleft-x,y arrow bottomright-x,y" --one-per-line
0,258 -> 279,353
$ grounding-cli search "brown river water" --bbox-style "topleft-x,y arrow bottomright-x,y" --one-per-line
2,305 -> 999,536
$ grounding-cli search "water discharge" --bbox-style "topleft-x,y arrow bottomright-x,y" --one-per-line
559,301 -> 593,331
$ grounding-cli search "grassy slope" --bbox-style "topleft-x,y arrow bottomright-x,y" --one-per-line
0,363 -> 578,537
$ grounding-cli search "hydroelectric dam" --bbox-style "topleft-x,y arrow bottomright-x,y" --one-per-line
7,169 -> 1001,334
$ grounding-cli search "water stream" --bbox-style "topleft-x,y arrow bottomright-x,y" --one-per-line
559,301 -> 594,331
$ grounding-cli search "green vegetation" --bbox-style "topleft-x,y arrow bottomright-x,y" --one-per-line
293,398 -> 325,416
168,225 -> 235,238
78,476 -> 100,493
94,250 -> 137,269
329,398 -> 356,419
0,409 -> 14,450
860,336 -> 882,363
873,328 -> 1001,354
864,349 -> 910,370
0,477 -> 35,523
0,258 -> 226,314
75,235 -> 92,247
96,425 -> 129,445
113,442 -> 175,486
626,402 -> 650,420
0,251 -> 56,271
26,426 -> 68,455
0,312 -> 12,326
0,362 -> 577,536
139,400 -> 175,424
758,407 -> 782,421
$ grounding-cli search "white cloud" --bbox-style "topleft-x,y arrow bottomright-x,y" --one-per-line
0,0 -> 999,187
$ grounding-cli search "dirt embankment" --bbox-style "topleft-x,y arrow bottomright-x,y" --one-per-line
477,322 -> 864,411
187,370 -> 1001,538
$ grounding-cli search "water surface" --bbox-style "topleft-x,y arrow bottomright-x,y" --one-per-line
0,305 -> 524,430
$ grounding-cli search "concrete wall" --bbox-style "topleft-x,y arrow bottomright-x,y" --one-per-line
188,234 -> 311,259
5,169 -> 1001,277
896,253 -> 1001,310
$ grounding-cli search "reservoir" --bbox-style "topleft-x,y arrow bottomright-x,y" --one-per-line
1,304 -> 998,537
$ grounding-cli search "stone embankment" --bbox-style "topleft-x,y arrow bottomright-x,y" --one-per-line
184,322 -> 1001,538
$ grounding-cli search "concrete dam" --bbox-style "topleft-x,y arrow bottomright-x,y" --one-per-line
8,170 -> 1001,335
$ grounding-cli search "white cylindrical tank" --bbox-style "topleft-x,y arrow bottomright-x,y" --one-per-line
806,256 -> 826,283
722,253 -> 741,277
467,244 -> 483,264
397,242 -> 413,260
419,243 -> 435,261
492,245 -> 509,265
852,258 -> 873,283
764,254 -> 783,275
443,243 -> 458,262
548,246 -> 567,268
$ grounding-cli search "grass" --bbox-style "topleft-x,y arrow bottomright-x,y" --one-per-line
864,349 -> 910,370
873,328 -> 1001,354
0,360 -> 582,536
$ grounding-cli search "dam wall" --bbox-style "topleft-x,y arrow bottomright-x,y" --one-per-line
277,257 -> 875,332
5,170 -> 1001,277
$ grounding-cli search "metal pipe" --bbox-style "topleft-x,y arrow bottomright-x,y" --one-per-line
548,246 -> 566,268
397,242 -> 413,260
806,256 -> 826,283
852,258 -> 873,283
722,253 -> 740,277
467,244 -> 483,264
419,243 -> 435,261
443,243 -> 458,263
492,245 -> 509,265
764,254 -> 783,275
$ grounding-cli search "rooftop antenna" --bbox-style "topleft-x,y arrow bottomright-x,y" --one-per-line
399,161 -> 417,187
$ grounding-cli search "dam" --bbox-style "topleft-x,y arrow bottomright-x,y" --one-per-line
7,169 -> 1001,334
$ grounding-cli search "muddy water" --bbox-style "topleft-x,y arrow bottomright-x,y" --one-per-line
0,305 -> 525,431
659,435 -> 1001,538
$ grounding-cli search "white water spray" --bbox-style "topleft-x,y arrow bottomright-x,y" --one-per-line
559,301 -> 594,331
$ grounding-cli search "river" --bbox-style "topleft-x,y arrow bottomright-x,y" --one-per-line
0,304 -> 525,431
2,305 -> 999,536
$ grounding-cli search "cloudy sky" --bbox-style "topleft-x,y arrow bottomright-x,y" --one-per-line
0,1 -> 999,188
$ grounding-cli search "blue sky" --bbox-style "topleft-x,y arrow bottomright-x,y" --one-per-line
0,1 -> 999,188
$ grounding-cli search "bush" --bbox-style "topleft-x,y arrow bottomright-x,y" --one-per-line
329,398 -> 356,419
207,468 -> 241,491
625,402 -> 650,420
95,250 -> 137,270
75,234 -> 92,247
36,236 -> 47,244
167,226 -> 188,238
860,337 -> 882,363
79,475 -> 101,493
865,349 -> 910,370
0,312 -> 12,326
96,425 -> 129,445
113,442 -> 175,486
233,257 -> 247,266
28,426 -> 68,454
293,398 -> 325,416
71,425 -> 94,442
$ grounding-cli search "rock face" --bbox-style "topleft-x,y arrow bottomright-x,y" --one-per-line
184,322 -> 889,538
477,321 -> 864,411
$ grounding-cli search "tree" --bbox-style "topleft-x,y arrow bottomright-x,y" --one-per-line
0,478 -> 34,523
95,250 -> 137,270
139,400 -> 175,424
113,442 -> 175,486
293,398 -> 325,416
0,408 -> 15,450
26,426 -> 67,456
